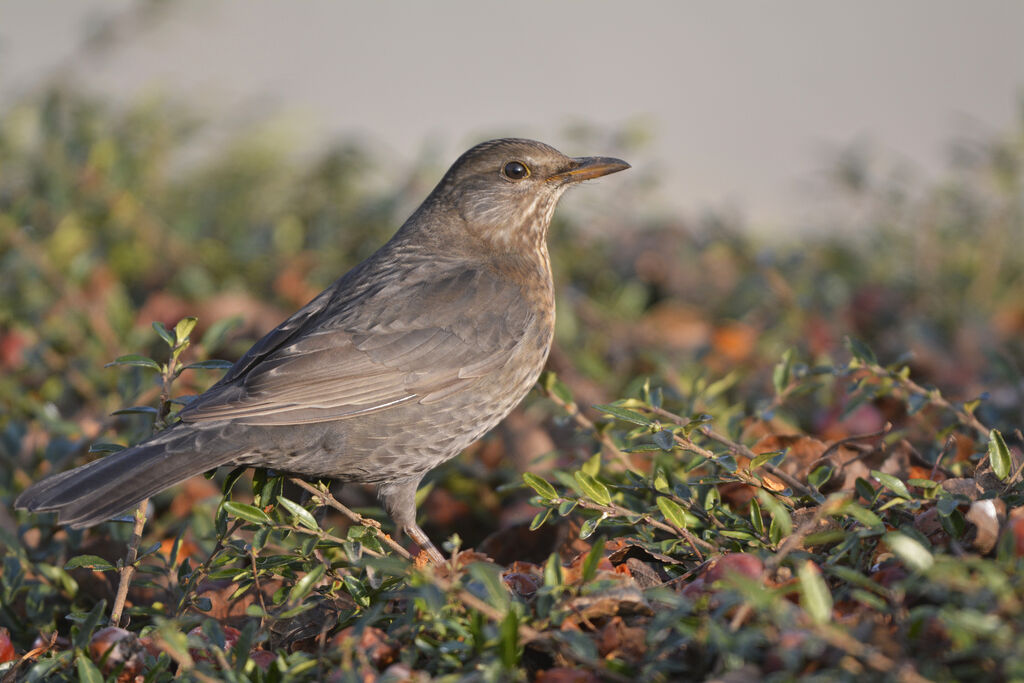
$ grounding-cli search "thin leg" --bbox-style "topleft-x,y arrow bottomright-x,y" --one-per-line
378,476 -> 446,564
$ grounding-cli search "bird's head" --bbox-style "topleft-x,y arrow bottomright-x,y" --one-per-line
412,138 -> 629,253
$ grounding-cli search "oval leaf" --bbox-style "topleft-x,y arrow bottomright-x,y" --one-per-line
798,560 -> 833,624
886,532 -> 934,572
277,496 -> 319,531
222,501 -> 273,525
988,429 -> 1012,481
64,555 -> 116,572
573,471 -> 612,506
105,354 -> 161,371
522,472 -> 558,501
870,470 -> 912,500
656,496 -> 689,530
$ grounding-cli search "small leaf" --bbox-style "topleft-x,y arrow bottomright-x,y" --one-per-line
468,562 -> 509,611
111,405 -> 159,417
222,501 -> 273,525
656,496 -> 689,530
529,508 -> 551,531
64,555 -> 116,572
543,553 -> 563,587
579,515 -> 603,540
522,472 -> 557,501
105,354 -> 161,371
288,564 -> 325,603
773,348 -> 794,395
750,450 -> 783,470
557,500 -> 578,517
845,337 -> 877,365
277,496 -> 319,530
174,317 -> 198,344
573,471 -> 612,506
183,359 -> 234,371
581,536 -> 605,582
987,429 -> 1012,481
653,429 -> 675,451
152,321 -> 175,347
886,532 -> 934,572
871,470 -> 912,500
581,451 -> 601,477
798,560 -> 833,624
76,654 -> 104,683
593,403 -> 652,426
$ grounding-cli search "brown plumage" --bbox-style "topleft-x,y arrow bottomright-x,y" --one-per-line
15,138 -> 629,562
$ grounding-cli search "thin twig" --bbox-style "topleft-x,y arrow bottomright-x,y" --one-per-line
110,498 -> 149,626
541,384 -> 638,473
288,478 -> 412,561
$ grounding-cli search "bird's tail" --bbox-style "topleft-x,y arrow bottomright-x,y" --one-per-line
15,423 -> 235,528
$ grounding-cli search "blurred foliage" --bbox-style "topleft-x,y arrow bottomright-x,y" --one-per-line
0,84 -> 1023,681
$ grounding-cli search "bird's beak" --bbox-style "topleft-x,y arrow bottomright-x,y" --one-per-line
547,156 -> 631,184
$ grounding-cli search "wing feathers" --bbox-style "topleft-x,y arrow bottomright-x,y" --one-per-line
180,267 -> 533,426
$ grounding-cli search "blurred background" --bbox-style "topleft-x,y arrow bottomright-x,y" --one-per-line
1,1 -> 1022,543
4,1 -> 1023,230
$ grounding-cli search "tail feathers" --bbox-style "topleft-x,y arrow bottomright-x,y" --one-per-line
15,425 -> 235,528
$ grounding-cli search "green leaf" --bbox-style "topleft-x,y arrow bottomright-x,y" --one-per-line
749,497 -> 765,535
886,532 -> 934,572
838,502 -> 884,530
76,653 -> 104,683
183,359 -> 234,371
111,405 -> 159,416
757,490 -> 792,538
988,429 -> 1012,481
529,508 -> 551,531
579,515 -> 603,540
222,501 -> 273,525
798,560 -> 833,624
750,450 -> 783,470
544,552 -> 564,587
653,429 -> 675,451
845,336 -> 877,365
870,470 -> 912,500
105,354 -> 161,371
656,496 -> 689,530
499,609 -> 520,669
593,403 -> 653,426
64,555 -> 116,572
581,451 -> 601,477
581,536 -> 605,582
174,317 -> 198,344
573,471 -> 612,506
773,348 -> 794,395
277,496 -> 319,530
468,562 -> 509,611
152,321 -> 175,347
288,564 -> 325,603
522,472 -> 557,501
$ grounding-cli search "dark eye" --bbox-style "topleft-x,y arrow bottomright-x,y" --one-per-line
502,161 -> 530,180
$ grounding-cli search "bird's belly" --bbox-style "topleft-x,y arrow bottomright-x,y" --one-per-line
248,316 -> 553,484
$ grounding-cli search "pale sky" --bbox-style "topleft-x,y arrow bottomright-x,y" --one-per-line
2,1 -> 1022,231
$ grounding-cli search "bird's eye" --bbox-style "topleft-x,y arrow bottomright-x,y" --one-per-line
502,161 -> 530,180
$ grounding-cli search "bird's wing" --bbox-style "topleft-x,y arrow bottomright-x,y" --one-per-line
178,266 -> 535,426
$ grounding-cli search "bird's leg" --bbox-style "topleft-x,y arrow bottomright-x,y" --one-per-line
377,476 -> 445,564
404,523 -> 446,565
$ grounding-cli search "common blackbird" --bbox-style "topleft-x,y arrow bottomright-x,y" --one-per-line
16,138 -> 630,562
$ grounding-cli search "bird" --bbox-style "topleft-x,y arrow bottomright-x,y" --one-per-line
15,138 -> 630,563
